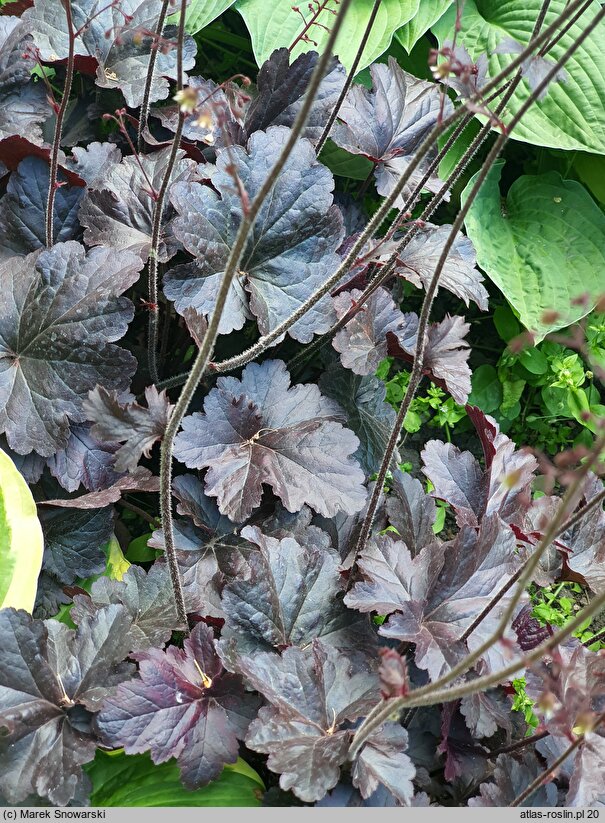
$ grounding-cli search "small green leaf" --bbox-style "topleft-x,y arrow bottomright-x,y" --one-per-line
519,348 -> 548,375
493,304 -> 521,343
463,162 -> 605,341
106,536 -> 130,581
0,448 -> 44,612
468,364 -> 502,413
126,532 -> 158,562
85,751 -> 264,807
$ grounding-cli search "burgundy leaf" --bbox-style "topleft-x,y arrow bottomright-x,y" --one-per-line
173,359 -> 366,522
331,58 -> 451,208
469,752 -> 557,807
240,640 -> 378,802
39,467 -> 158,509
0,241 -> 142,456
386,469 -> 437,556
96,622 -> 260,789
79,148 -> 199,261
71,564 -> 183,652
165,127 -> 342,341
84,386 -> 173,473
0,606 -> 133,805
352,723 -> 415,805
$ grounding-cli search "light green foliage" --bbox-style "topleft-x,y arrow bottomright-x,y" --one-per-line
377,358 -> 466,439
169,0 -> 237,34
433,0 -> 605,153
234,0 -> 419,73
511,677 -> 539,732
0,448 -> 44,613
319,140 -> 374,180
463,162 -> 605,342
468,364 -> 502,414
395,0 -> 452,53
531,582 -> 605,651
86,750 -> 264,807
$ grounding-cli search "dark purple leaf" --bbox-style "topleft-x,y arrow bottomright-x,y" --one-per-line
0,157 -> 83,260
165,127 -> 343,341
24,1 -> 196,108
459,687 -> 513,739
318,361 -> 400,474
84,386 -> 173,473
317,782 -> 399,806
494,37 -> 568,100
173,359 -> 366,522
552,732 -> 605,807
243,49 -> 345,144
348,517 -> 521,680
0,434 -> 46,484
219,524 -> 350,656
387,314 -> 472,405
0,17 -> 50,143
172,473 -> 238,537
240,640 -> 378,802
389,222 -> 487,310
71,563 -> 182,652
331,58 -> 451,207
96,622 -> 260,789
512,604 -> 553,651
0,606 -> 133,805
33,572 -> 71,619
468,752 -> 557,807
38,504 -> 114,584
421,426 -> 537,528
352,724 -> 415,805
79,148 -> 199,261
63,142 -> 122,187
386,469 -> 437,556
332,287 -> 406,375
0,241 -> 142,457
40,468 -> 158,509
46,424 -> 122,493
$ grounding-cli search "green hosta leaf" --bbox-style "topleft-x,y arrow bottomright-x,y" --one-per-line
395,0 -> 452,53
234,0 -> 419,73
462,162 -> 605,341
0,448 -> 44,612
171,0 -> 237,34
433,0 -> 605,153
86,750 -> 264,807
574,153 -> 605,205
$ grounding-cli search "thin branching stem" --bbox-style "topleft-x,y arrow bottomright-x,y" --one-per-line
510,711 -> 605,806
351,1 -> 604,563
159,0 -> 354,627
46,0 -> 75,247
209,0 -> 589,376
137,0 -> 171,151
315,0 -> 382,155
147,0 -> 187,384
348,5 -> 605,756
349,585 -> 605,759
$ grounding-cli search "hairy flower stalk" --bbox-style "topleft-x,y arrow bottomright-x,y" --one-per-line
159,0 -> 355,627
45,0 -> 76,247
348,3 -> 605,757
147,0 -> 188,384
208,0 -> 592,377
137,0 -> 171,150
510,710 -> 605,806
315,0 -> 382,155
352,0 -> 605,563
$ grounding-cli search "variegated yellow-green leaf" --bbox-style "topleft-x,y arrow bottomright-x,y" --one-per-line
106,535 -> 131,581
0,447 -> 44,611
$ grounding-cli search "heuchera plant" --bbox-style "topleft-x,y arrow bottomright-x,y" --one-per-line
1,0 -> 605,809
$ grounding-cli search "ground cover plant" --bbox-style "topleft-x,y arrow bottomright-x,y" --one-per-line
1,0 -> 605,808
